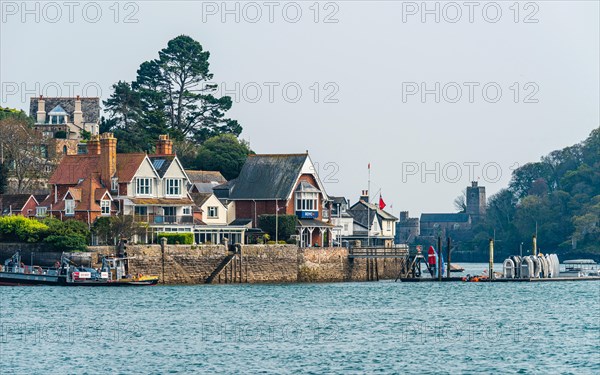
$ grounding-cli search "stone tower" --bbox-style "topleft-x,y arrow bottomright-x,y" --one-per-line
466,181 -> 486,218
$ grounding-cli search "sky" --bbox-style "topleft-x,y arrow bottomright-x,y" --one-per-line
1,1 -> 598,216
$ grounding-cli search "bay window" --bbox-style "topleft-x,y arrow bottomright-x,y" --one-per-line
296,192 -> 318,212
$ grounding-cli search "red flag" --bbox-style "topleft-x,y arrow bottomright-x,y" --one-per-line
368,162 -> 371,170
379,194 -> 386,210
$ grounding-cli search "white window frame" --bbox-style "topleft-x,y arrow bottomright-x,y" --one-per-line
295,192 -> 318,212
165,179 -> 181,196
36,207 -> 47,217
111,178 -> 119,193
101,200 -> 111,216
182,206 -> 192,215
136,178 -> 153,195
65,200 -> 75,215
207,206 -> 218,218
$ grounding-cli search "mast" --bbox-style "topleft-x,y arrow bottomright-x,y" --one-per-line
367,163 -> 371,247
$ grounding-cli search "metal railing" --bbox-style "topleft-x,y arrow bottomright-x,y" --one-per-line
133,214 -> 194,225
348,246 -> 409,258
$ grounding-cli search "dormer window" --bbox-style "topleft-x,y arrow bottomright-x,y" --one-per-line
65,199 -> 75,215
48,105 -> 68,125
101,200 -> 111,216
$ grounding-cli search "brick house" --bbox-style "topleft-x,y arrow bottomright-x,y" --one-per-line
225,153 -> 333,247
0,194 -> 45,217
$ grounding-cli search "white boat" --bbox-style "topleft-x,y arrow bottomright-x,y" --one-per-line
560,259 -> 600,277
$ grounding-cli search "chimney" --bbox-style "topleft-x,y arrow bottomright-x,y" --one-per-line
360,190 -> 369,203
156,134 -> 173,155
73,95 -> 83,126
36,95 -> 46,123
100,133 -> 117,187
87,134 -> 101,155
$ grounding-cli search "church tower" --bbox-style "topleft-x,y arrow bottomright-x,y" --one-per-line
466,181 -> 486,219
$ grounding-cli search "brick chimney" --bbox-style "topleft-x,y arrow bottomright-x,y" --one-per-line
36,95 -> 46,123
73,95 -> 83,126
156,134 -> 173,155
360,190 -> 369,203
87,134 -> 101,155
100,133 -> 117,187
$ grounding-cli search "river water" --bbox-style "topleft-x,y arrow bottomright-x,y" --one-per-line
1,264 -> 599,374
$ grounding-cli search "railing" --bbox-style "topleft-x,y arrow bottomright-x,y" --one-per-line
348,246 -> 409,258
133,214 -> 194,225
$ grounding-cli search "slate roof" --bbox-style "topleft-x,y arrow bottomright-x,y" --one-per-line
229,154 -> 309,200
190,182 -> 219,194
420,213 -> 470,223
297,219 -> 334,228
348,200 -> 398,229
30,97 -> 100,124
148,155 -> 175,178
186,170 -> 226,184
0,194 -> 35,214
330,196 -> 348,205
190,192 -> 213,208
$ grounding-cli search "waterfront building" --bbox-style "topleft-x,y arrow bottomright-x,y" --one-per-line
37,133 -> 246,244
346,190 -> 398,247
225,153 -> 333,247
395,211 -> 420,244
0,194 -> 46,217
328,196 -> 354,245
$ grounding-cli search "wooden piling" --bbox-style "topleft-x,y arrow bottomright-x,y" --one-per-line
437,237 -> 442,281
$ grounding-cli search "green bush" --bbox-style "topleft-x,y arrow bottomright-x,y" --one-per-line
157,232 -> 194,245
258,215 -> 297,241
44,234 -> 88,252
266,240 -> 276,244
0,216 -> 49,242
54,130 -> 67,139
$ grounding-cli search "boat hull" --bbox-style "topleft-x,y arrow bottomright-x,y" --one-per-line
0,272 -> 63,286
64,278 -> 159,286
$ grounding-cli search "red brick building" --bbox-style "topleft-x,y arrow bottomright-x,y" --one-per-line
226,153 -> 333,247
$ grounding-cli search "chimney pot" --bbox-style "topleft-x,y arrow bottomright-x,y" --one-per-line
156,134 -> 173,156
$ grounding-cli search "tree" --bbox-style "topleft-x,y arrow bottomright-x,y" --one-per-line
195,134 -> 253,179
0,117 -> 54,193
258,215 -> 297,241
0,162 -> 8,194
453,189 -> 467,213
103,35 -> 241,149
92,215 -> 148,245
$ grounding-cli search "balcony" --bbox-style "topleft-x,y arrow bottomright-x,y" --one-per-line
133,214 -> 194,225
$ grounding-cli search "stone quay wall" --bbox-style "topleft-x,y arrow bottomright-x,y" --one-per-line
0,243 -> 405,284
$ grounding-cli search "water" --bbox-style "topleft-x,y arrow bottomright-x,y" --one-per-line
1,264 -> 599,374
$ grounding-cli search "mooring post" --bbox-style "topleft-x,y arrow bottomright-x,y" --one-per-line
489,238 -> 494,280
437,236 -> 442,281
532,235 -> 537,256
446,237 -> 451,279
160,237 -> 167,284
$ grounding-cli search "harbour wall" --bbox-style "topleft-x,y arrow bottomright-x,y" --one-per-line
0,243 -> 405,284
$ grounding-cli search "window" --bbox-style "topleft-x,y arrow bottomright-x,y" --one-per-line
387,221 -> 391,230
136,178 -> 152,195
101,200 -> 110,215
182,206 -> 192,215
134,206 -> 148,215
65,200 -> 75,215
166,179 -> 181,196
343,224 -> 349,231
207,206 -> 218,218
295,192 -> 318,211
111,178 -> 119,193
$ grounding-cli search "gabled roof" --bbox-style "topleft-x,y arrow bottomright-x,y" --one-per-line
420,213 -> 470,223
229,153 -> 310,200
186,170 -> 227,184
330,196 -> 348,205
349,200 -> 398,220
48,155 -> 100,185
116,153 -> 147,182
190,192 -> 214,208
48,105 -> 67,115
49,174 -> 113,213
0,194 -> 36,214
148,155 -> 175,178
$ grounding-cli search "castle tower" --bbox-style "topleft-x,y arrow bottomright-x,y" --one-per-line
466,181 -> 486,218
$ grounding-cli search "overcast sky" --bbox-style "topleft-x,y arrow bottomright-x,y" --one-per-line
1,1 -> 598,216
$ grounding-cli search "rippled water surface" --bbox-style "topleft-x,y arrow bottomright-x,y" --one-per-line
1,265 -> 599,374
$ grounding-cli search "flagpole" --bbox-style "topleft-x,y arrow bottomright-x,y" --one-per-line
367,163 -> 371,247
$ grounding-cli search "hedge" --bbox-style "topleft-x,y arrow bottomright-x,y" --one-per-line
157,232 -> 194,245
258,214 -> 297,241
0,216 -> 90,251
